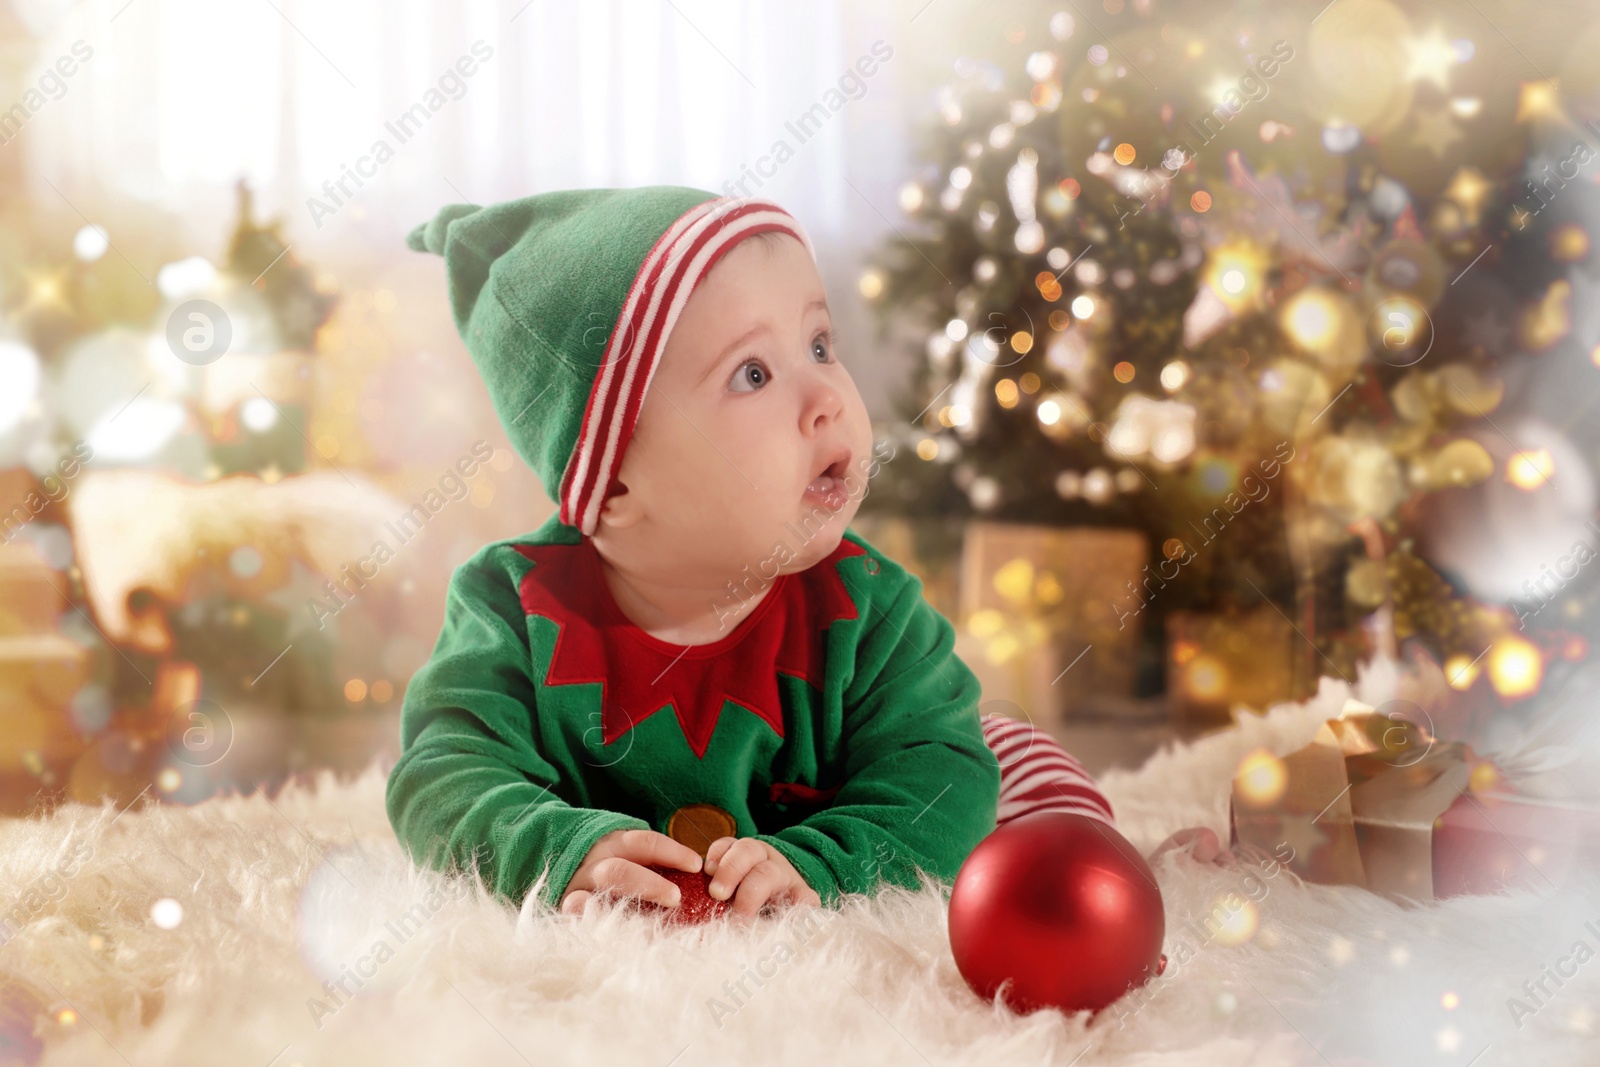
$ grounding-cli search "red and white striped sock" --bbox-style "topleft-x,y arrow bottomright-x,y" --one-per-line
981,713 -> 1116,828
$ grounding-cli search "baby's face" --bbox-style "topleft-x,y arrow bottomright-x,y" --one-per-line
594,233 -> 876,583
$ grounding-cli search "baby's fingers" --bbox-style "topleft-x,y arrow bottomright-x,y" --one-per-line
728,859 -> 795,920
560,889 -> 593,916
707,839 -> 766,900
612,829 -> 704,874
591,857 -> 684,908
704,837 -> 738,874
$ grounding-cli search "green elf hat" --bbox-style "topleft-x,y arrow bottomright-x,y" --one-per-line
406,187 -> 816,536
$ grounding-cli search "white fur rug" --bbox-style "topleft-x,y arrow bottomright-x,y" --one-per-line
5,668 -> 1596,1067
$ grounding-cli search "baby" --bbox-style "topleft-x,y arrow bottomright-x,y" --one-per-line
386,188 -> 1220,923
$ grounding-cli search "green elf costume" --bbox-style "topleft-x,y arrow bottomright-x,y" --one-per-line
384,186 -> 1113,913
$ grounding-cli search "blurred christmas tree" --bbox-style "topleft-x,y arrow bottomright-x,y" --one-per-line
204,179 -> 339,479
0,174 -> 364,810
858,0 -> 1598,705
224,180 -> 338,351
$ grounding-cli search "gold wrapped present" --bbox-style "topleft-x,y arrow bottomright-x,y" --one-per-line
1228,698 -> 1572,901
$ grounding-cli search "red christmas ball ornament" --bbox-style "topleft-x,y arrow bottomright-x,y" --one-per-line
637,864 -> 730,925
948,812 -> 1167,1016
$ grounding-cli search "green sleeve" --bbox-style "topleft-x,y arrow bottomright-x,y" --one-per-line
754,568 -> 1000,906
384,546 -> 648,911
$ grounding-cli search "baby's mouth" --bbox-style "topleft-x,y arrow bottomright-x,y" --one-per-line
804,453 -> 851,510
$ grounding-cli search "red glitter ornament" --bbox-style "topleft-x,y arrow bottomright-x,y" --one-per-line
636,864 -> 730,925
948,812 -> 1167,1015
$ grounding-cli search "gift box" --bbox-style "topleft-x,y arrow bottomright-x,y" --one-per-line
957,521 -> 1147,722
1229,699 -> 1596,901
0,541 -> 89,798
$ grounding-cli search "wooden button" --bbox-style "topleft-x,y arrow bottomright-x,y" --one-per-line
667,803 -> 738,858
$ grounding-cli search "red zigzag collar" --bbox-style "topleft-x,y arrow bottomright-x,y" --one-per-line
513,538 -> 865,759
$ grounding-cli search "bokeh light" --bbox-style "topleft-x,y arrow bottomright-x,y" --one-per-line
1506,449 -> 1555,491
1235,749 -> 1288,806
1488,636 -> 1542,700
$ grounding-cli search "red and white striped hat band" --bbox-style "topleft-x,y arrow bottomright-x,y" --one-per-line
559,196 -> 817,536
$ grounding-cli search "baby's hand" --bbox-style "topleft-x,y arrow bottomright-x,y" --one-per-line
560,828 -> 704,916
1147,825 -> 1229,866
704,837 -> 821,920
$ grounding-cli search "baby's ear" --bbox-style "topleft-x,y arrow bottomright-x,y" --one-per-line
597,482 -> 643,530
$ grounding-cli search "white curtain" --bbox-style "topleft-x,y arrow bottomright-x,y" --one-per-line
19,0 -> 895,250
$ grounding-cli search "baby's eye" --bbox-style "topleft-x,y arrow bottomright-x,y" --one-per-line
729,358 -> 770,392
811,331 -> 835,363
